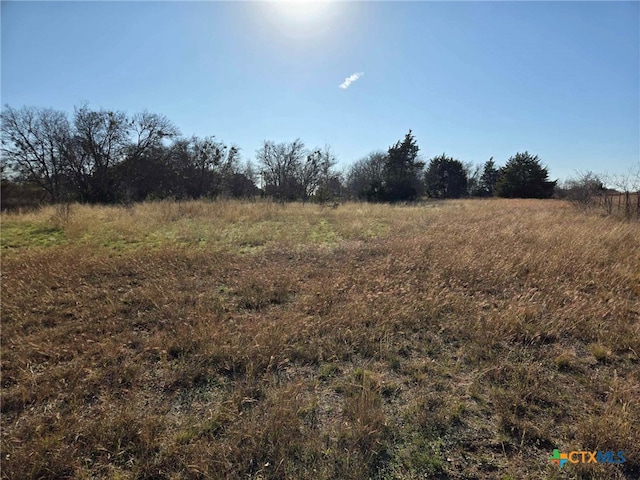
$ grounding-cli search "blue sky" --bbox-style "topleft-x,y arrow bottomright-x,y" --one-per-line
2,1 -> 638,182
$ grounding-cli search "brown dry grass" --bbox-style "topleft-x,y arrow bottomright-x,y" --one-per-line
2,199 -> 639,479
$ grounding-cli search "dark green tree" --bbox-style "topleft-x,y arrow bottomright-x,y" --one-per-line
494,152 -> 556,198
383,130 -> 423,202
424,154 -> 468,198
478,158 -> 500,197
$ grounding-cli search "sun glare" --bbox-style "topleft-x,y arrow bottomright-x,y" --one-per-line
265,1 -> 339,39
271,1 -> 331,24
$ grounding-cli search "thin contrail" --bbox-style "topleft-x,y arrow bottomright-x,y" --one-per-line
339,72 -> 364,89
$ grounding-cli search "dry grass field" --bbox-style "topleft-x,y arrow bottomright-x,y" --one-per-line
1,199 -> 639,479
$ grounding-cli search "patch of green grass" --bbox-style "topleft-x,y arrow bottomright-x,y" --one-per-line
311,219 -> 339,244
0,223 -> 66,249
588,343 -> 612,363
319,363 -> 342,380
390,434 -> 447,478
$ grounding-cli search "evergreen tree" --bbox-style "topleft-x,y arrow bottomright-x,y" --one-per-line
424,154 -> 468,198
479,158 -> 499,197
383,130 -> 423,202
495,152 -> 556,198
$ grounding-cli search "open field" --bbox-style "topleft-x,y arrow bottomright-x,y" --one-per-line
2,199 -> 639,479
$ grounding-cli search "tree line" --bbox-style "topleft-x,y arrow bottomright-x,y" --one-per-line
0,105 -> 260,206
346,131 -> 555,202
1,104 -> 558,208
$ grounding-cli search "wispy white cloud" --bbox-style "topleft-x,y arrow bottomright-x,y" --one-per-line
339,72 -> 364,89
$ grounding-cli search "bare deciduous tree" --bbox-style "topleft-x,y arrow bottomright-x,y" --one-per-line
256,139 -> 306,201
1,105 -> 71,202
610,163 -> 640,219
129,110 -> 180,156
314,145 -> 340,204
561,170 -> 606,210
71,104 -> 131,202
346,151 -> 386,200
